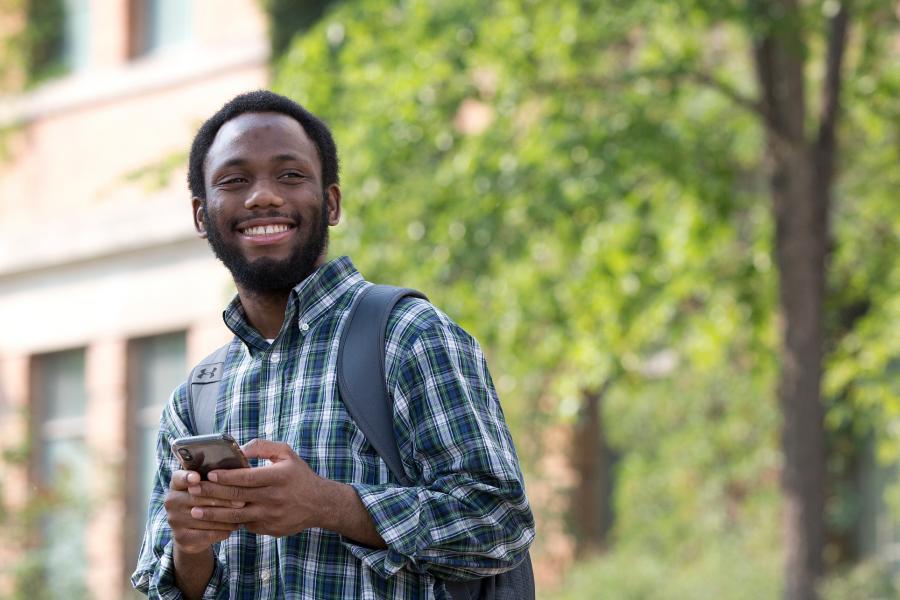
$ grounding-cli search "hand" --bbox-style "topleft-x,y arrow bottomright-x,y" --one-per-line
165,470 -> 244,554
186,439 -> 327,537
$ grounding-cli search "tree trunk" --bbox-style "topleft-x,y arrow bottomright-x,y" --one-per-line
770,140 -> 828,600
571,385 -> 617,556
751,2 -> 849,598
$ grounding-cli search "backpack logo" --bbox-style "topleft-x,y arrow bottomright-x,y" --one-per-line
192,362 -> 223,384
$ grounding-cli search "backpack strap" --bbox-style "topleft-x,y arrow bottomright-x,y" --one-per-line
187,343 -> 230,435
337,284 -> 426,487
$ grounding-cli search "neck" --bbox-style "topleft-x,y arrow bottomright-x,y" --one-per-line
235,286 -> 292,339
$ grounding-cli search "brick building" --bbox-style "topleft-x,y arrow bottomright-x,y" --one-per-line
0,1 -> 269,597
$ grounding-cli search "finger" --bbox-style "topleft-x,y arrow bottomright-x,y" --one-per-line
240,438 -> 295,462
190,481 -> 259,503
207,465 -> 275,487
181,519 -> 239,532
170,470 -> 201,491
189,494 -> 246,509
168,509 -> 239,532
191,505 -> 261,524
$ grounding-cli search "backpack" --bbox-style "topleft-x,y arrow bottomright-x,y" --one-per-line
187,284 -> 535,600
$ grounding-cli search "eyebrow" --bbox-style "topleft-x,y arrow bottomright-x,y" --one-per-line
215,153 -> 313,171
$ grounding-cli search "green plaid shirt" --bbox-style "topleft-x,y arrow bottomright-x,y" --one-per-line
132,256 -> 534,599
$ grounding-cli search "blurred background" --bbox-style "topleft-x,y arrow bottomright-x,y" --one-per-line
0,0 -> 897,598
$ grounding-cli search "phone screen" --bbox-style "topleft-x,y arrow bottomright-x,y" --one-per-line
171,433 -> 249,479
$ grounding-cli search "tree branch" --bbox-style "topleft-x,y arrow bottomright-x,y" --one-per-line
817,2 -> 850,152
686,70 -> 768,122
533,67 -> 794,146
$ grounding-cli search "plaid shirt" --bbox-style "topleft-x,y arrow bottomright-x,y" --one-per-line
132,256 -> 534,599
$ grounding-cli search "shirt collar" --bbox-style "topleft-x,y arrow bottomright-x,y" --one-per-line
222,256 -> 363,352
291,255 -> 363,329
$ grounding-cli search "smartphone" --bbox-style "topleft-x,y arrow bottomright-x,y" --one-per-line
170,433 -> 249,479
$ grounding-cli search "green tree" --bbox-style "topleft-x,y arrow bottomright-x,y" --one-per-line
274,0 -> 774,560
270,0 -> 899,598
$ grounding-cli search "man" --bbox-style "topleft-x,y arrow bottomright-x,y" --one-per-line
132,90 -> 534,599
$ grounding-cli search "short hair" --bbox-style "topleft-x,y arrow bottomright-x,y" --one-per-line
188,90 -> 339,199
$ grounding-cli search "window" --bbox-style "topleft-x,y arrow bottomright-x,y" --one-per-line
130,0 -> 192,57
24,0 -> 91,83
62,0 -> 91,70
126,332 -> 187,573
33,348 -> 89,598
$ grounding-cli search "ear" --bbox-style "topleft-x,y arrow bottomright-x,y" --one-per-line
192,197 -> 208,239
325,184 -> 342,226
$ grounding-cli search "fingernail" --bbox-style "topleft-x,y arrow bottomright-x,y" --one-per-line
230,501 -> 245,508
188,486 -> 201,495
208,472 -> 218,482
187,473 -> 199,483
191,507 -> 203,519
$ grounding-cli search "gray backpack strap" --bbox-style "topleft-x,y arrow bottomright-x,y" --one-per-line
337,284 -> 426,487
187,343 -> 230,435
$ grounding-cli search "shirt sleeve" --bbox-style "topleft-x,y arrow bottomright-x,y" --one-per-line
343,313 -> 535,581
131,384 -> 230,599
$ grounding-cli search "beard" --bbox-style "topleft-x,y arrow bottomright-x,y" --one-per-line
203,199 -> 329,295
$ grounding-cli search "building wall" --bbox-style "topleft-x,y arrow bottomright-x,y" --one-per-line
0,1 -> 269,597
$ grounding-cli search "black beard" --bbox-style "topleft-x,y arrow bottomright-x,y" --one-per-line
203,201 -> 329,295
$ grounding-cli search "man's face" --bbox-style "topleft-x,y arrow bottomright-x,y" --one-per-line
193,112 -> 341,294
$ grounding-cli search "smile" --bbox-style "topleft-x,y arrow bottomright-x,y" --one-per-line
240,224 -> 293,237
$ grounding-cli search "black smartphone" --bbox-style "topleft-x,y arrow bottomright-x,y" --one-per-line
170,433 -> 250,480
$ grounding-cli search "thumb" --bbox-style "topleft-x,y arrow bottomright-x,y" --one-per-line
241,438 -> 295,462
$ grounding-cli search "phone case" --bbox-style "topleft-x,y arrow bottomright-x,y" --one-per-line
170,433 -> 249,479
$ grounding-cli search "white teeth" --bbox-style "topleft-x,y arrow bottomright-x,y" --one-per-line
243,224 -> 290,236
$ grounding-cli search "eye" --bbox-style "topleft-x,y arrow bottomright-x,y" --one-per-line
279,171 -> 306,181
216,176 -> 248,187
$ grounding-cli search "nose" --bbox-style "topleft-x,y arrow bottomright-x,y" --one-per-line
245,179 -> 285,209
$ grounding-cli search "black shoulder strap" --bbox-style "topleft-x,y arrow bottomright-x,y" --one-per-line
187,343 -> 230,435
337,284 -> 426,487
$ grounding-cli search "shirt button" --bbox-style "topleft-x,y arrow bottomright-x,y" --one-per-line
260,568 -> 270,581
300,322 -> 310,333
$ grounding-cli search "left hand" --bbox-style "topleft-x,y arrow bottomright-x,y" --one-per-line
186,438 -> 326,537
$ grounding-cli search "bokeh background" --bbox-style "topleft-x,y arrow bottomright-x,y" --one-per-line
0,1 -> 898,598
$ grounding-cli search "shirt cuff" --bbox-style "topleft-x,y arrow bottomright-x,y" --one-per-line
343,483 -> 428,578
150,541 -> 227,599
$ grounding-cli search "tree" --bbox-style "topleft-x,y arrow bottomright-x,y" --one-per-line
275,0 -> 776,564
270,1 -> 899,597
746,2 -> 848,598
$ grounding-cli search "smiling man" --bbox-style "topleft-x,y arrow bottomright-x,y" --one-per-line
131,91 -> 534,599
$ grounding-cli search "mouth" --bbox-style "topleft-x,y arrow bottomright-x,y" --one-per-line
239,223 -> 294,237
235,219 -> 297,245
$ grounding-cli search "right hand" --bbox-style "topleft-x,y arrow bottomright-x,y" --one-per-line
165,470 -> 244,554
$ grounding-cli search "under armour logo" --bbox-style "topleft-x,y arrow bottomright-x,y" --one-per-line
197,366 -> 218,379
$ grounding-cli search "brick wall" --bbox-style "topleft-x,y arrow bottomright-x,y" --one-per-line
0,0 -> 269,596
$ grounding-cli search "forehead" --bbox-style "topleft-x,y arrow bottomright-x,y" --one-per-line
205,111 -> 320,173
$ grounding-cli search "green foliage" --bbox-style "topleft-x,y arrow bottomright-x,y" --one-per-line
546,551 -> 900,600
819,561 -> 900,600
118,149 -> 188,192
0,417 -> 89,600
545,537 -> 781,600
274,0 -> 773,438
270,0 -> 899,590
15,0 -> 67,87
264,0 -> 340,58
